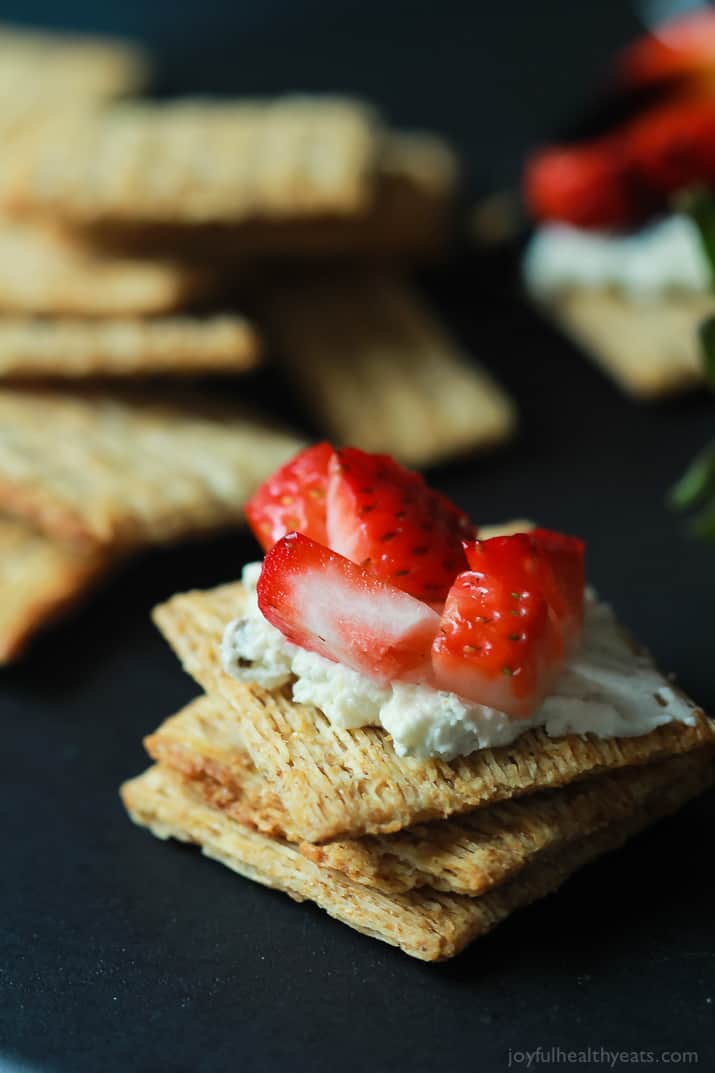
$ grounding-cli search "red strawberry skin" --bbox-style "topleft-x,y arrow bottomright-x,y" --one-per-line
257,532 -> 440,685
464,529 -> 585,648
524,143 -> 637,231
326,447 -> 474,605
618,9 -> 715,90
524,96 -> 715,230
432,569 -> 560,718
433,530 -> 584,716
245,442 -> 333,552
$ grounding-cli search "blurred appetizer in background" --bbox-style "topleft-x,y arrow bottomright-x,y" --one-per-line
522,6 -> 715,399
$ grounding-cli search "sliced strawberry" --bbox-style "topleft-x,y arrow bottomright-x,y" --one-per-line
528,528 -> 585,640
463,529 -> 585,648
618,9 -> 715,91
523,142 -> 637,230
245,442 -> 333,552
432,568 -> 562,718
257,532 -> 440,685
625,95 -> 715,197
525,95 -> 715,230
325,447 -> 474,604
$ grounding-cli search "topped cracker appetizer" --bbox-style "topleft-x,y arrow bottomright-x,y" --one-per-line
123,445 -> 714,959
522,7 -> 715,398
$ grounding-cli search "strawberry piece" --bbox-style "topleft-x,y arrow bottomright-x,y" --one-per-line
325,447 -> 474,604
625,95 -> 715,197
245,442 -> 333,552
433,529 -> 585,716
524,142 -> 637,230
463,529 -> 585,648
432,568 -> 561,718
618,9 -> 715,91
257,532 -> 440,685
525,95 -> 715,230
528,528 -> 585,640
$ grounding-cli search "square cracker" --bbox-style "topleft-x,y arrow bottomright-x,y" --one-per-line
152,581 -> 715,844
0,219 -> 215,317
259,273 -> 516,467
540,288 -> 713,399
0,387 -> 304,549
66,130 -> 459,264
0,24 -> 149,102
147,694 -> 714,896
120,760 -> 713,961
0,97 -> 378,227
0,515 -> 108,664
0,314 -> 260,380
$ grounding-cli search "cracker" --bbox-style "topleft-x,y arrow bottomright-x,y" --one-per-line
68,131 -> 458,263
0,24 -> 149,102
149,695 -> 713,895
260,274 -> 516,467
0,515 -> 107,663
0,314 -> 260,380
0,98 -> 377,226
0,219 -> 214,317
120,760 -> 713,961
540,288 -> 713,399
0,387 -> 304,548
152,581 -> 715,843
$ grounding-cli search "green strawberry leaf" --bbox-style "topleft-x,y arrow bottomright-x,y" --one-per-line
700,316 -> 715,392
669,442 -> 715,510
691,500 -> 715,541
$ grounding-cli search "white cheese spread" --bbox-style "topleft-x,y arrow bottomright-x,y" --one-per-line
221,562 -> 698,761
523,215 -> 711,300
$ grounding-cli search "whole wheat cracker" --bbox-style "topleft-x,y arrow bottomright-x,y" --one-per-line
0,515 -> 108,663
0,219 -> 214,317
69,131 -> 459,264
259,273 -> 516,467
152,581 -> 715,843
0,24 -> 149,102
120,760 -> 714,961
0,314 -> 260,380
539,288 -> 713,399
0,387 -> 304,548
148,694 -> 714,895
0,98 -> 378,227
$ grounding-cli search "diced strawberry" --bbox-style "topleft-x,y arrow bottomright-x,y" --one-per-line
245,442 -> 333,551
325,447 -> 474,604
523,142 -> 637,230
525,94 -> 715,230
618,9 -> 715,90
463,529 -> 585,648
257,532 -> 440,685
528,528 -> 585,640
432,568 -> 562,718
624,95 -> 715,197
433,529 -> 585,716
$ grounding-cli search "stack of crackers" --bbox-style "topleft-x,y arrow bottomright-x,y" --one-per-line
121,524 -> 715,961
0,25 -> 517,661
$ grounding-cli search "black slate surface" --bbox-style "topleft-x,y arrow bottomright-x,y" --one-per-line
2,3 -> 715,1071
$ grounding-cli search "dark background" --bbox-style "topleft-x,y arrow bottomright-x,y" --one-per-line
2,3 -> 714,1072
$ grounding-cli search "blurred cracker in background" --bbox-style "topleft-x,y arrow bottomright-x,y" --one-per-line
258,272 -> 516,468
74,130 -> 459,265
0,386 -> 304,550
540,288 -> 714,398
0,97 -> 379,227
0,218 -> 216,316
0,313 -> 261,380
0,515 -> 109,663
